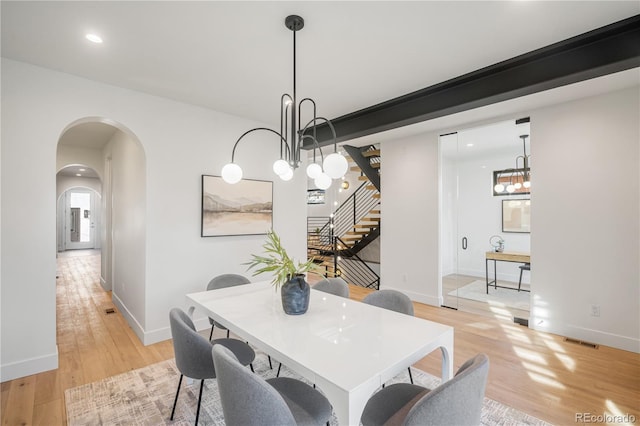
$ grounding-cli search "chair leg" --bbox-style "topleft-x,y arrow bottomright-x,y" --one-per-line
408,367 -> 414,384
276,363 -> 282,377
268,355 -> 273,369
170,374 -> 183,420
209,324 -> 214,341
226,329 -> 230,338
195,379 -> 205,426
250,363 -> 254,373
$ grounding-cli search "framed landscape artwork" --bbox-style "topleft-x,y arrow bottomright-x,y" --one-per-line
201,175 -> 273,237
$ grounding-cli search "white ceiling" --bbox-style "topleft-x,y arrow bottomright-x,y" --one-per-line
3,1 -> 639,169
2,1 -> 639,134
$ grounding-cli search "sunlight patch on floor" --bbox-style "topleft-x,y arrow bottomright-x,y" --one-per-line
554,353 -> 576,372
521,361 -> 558,378
513,346 -> 548,365
526,371 -> 566,390
605,399 -> 637,426
488,305 -> 513,321
499,322 -> 532,344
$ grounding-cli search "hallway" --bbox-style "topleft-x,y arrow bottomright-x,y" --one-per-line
1,250 -> 174,425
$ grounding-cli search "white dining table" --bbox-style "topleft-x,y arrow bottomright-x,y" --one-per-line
186,281 -> 454,426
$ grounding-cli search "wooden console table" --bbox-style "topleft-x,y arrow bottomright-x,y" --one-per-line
485,251 -> 530,294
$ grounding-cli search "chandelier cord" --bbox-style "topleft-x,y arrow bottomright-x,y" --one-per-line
221,15 -> 348,187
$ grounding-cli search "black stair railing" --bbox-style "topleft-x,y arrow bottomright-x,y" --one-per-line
332,182 -> 379,238
333,237 -> 380,289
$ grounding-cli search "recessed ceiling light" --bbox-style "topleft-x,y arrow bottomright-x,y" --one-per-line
466,143 -> 474,147
86,33 -> 103,44
79,168 -> 86,172
76,173 -> 82,177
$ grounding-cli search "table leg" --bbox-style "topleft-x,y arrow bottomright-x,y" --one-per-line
493,259 -> 497,290
440,330 -> 454,381
316,377 -> 378,426
485,258 -> 489,294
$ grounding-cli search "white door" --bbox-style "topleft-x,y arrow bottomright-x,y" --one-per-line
65,190 -> 95,250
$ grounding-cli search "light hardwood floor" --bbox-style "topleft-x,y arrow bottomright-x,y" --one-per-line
2,252 -> 638,425
442,273 -> 531,320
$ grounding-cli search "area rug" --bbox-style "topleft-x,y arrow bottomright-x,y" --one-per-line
449,279 -> 530,311
65,354 -> 549,425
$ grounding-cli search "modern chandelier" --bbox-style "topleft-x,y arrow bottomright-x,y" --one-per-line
221,15 -> 348,189
493,134 -> 531,194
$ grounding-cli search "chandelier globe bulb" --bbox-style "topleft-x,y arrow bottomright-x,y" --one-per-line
323,152 -> 348,179
221,163 -> 243,184
273,159 -> 290,176
279,167 -> 294,181
306,162 -> 322,179
314,172 -> 332,190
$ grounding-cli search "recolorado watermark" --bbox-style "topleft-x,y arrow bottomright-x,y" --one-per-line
575,413 -> 637,423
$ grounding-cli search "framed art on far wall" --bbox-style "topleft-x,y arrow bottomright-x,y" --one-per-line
201,175 -> 273,237
502,199 -> 531,233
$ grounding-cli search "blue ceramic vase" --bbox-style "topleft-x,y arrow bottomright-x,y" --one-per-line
281,274 -> 310,315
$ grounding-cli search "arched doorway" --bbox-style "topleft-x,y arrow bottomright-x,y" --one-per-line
56,118 -> 146,295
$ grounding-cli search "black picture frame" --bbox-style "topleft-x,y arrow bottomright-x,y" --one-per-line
307,189 -> 325,204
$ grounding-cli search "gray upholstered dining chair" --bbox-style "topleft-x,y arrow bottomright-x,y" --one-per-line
206,274 -> 251,340
313,277 -> 350,298
212,344 -> 333,426
360,353 -> 489,426
169,308 -> 256,425
362,289 -> 415,383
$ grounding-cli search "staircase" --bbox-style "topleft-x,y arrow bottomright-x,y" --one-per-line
307,145 -> 381,289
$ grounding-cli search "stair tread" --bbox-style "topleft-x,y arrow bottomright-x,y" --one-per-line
362,149 -> 381,157
371,163 -> 381,169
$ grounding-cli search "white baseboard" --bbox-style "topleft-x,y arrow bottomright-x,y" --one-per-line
531,320 -> 639,353
1,347 -> 58,382
140,313 -> 211,346
99,276 -> 111,291
112,293 -> 146,344
382,285 -> 442,307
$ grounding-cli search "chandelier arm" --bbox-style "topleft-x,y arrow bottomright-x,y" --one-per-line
300,116 -> 338,152
299,98 -> 318,142
280,94 -> 293,160
230,127 -> 289,163
301,134 -> 324,164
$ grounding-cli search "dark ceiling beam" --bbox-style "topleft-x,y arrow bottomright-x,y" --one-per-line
303,14 -> 640,148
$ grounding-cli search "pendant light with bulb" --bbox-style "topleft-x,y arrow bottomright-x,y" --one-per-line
221,15 -> 347,188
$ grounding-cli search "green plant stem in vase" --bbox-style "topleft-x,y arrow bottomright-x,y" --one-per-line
245,229 -> 318,290
246,229 -> 319,314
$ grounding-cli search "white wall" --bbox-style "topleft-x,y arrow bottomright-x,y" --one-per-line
1,59 -> 307,381
105,131 -> 147,334
382,87 -> 639,352
529,87 -> 639,352
380,133 -> 442,306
